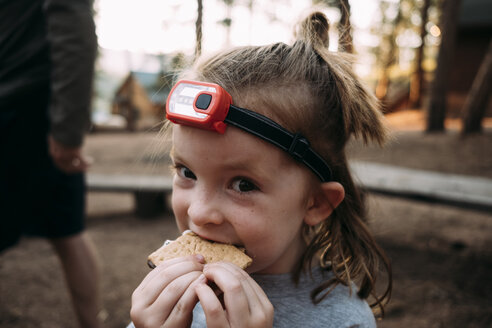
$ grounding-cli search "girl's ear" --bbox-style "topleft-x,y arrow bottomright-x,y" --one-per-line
304,182 -> 345,226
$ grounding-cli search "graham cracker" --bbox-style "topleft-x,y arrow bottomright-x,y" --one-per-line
147,231 -> 252,269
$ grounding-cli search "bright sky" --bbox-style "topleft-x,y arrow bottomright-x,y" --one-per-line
95,0 -> 380,55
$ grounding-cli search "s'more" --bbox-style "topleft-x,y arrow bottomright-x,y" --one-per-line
147,231 -> 252,269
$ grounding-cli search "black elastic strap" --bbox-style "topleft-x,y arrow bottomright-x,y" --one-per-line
225,105 -> 332,182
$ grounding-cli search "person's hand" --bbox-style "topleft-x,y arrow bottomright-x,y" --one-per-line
130,255 -> 206,328
48,135 -> 91,173
195,262 -> 274,328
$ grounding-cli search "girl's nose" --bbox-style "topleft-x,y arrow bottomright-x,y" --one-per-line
187,192 -> 225,227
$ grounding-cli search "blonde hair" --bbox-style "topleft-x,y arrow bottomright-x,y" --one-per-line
181,11 -> 391,315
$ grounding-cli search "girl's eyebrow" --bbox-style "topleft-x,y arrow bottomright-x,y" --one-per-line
169,147 -> 185,163
217,158 -> 276,183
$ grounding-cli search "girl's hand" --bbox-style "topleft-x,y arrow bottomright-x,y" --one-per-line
130,255 -> 205,328
195,262 -> 274,328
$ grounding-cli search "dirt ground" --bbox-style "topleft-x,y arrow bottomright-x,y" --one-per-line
1,110 -> 491,328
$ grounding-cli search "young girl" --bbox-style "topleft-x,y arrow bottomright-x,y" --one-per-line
130,11 -> 392,328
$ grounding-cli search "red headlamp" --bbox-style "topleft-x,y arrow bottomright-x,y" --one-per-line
166,80 -> 232,134
165,80 -> 333,182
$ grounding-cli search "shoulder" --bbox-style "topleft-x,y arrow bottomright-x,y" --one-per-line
287,282 -> 376,328
253,269 -> 376,328
316,283 -> 377,328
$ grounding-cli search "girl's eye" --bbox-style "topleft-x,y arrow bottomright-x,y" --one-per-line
176,166 -> 196,180
231,178 -> 258,193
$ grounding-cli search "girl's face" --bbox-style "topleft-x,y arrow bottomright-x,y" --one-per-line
171,125 -> 316,274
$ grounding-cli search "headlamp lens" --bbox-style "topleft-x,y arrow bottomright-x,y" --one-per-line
167,82 -> 217,119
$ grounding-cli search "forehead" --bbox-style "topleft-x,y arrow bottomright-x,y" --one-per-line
172,125 -> 295,171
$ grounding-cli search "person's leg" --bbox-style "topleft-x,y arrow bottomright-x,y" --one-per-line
50,232 -> 102,328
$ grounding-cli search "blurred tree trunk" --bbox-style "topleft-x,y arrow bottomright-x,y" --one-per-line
220,0 -> 234,47
409,0 -> 431,108
337,0 -> 353,53
194,0 -> 203,60
461,40 -> 492,135
426,0 -> 462,132
125,76 -> 136,132
375,2 -> 402,101
247,0 -> 254,44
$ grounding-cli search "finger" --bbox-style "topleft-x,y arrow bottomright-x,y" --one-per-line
195,282 -> 230,328
134,256 -> 204,306
137,255 -> 204,292
139,256 -> 204,298
53,157 -> 83,174
71,156 -> 90,172
225,263 -> 271,310
203,262 -> 250,322
161,274 -> 207,327
205,262 -> 272,327
151,271 -> 203,326
225,264 -> 273,321
131,272 -> 202,328
65,156 -> 90,173
131,258 -> 204,328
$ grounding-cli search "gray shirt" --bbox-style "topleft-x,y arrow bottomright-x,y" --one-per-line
192,267 -> 376,328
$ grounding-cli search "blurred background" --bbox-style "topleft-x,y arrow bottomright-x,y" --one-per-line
1,0 -> 491,327
91,0 -> 491,134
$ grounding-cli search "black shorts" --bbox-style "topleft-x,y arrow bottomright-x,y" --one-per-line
0,86 -> 86,252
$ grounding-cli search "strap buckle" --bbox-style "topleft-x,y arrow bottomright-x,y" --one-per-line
288,133 -> 310,162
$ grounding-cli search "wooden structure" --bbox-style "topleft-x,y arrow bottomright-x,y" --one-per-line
86,173 -> 173,218
448,0 -> 492,115
450,0 -> 492,93
112,71 -> 168,131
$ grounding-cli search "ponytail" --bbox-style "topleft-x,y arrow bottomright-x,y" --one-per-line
295,11 -> 389,146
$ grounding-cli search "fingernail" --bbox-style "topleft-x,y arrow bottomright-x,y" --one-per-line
194,254 -> 205,263
197,274 -> 206,282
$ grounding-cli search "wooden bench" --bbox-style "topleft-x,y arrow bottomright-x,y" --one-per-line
87,162 -> 492,217
86,173 -> 173,218
350,161 -> 492,211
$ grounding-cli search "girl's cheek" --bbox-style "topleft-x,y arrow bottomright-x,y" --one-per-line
171,190 -> 188,219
